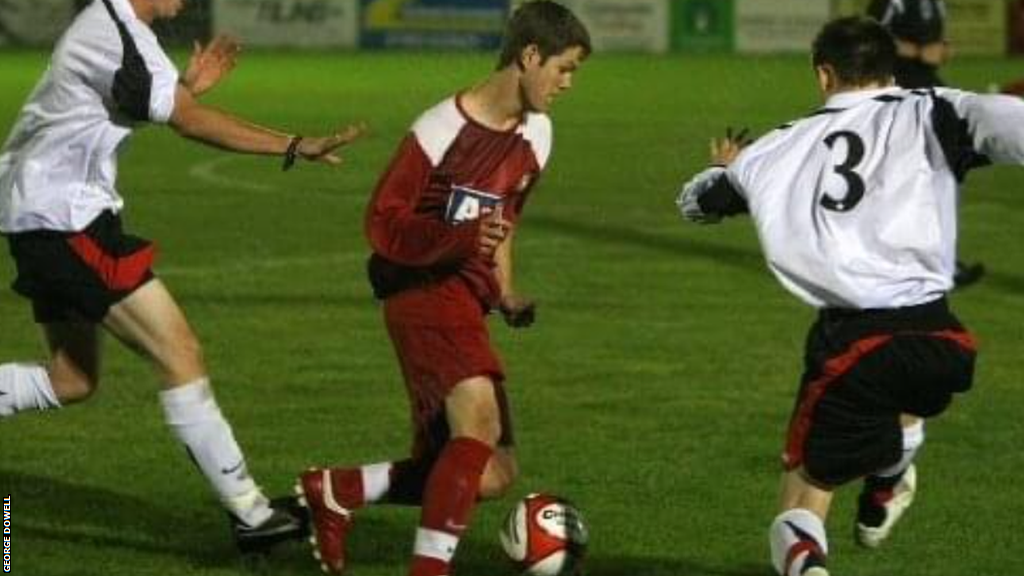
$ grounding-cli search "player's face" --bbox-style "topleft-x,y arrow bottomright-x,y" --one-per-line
521,45 -> 586,113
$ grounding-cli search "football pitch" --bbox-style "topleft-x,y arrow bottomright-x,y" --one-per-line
2,50 -> 1024,576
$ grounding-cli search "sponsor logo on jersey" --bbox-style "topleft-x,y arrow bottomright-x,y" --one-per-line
445,185 -> 503,225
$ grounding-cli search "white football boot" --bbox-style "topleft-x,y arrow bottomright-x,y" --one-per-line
856,464 -> 917,548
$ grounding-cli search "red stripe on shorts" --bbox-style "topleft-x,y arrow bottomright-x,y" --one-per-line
782,325 -> 976,472
67,233 -> 156,291
783,335 -> 893,472
928,329 -> 978,352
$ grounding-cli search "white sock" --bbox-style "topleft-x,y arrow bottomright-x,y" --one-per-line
0,363 -> 60,417
770,509 -> 828,576
874,420 -> 925,478
413,527 -> 459,563
362,462 -> 392,504
159,378 -> 271,527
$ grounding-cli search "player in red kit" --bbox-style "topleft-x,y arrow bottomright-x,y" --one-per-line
294,2 -> 590,575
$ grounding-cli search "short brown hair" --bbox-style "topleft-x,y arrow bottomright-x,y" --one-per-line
497,1 -> 591,69
812,16 -> 896,86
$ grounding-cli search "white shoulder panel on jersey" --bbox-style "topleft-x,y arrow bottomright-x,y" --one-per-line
411,97 -> 466,167
130,23 -> 179,124
520,112 -> 553,169
933,87 -> 1024,165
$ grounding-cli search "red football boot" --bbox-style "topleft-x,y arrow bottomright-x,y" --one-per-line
296,469 -> 355,573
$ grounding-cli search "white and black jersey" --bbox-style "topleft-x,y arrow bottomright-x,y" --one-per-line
678,87 -> 1024,310
868,0 -> 946,45
0,0 -> 179,234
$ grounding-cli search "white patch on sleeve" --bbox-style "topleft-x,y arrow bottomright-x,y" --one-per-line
412,98 -> 465,167
677,166 -> 728,223
130,23 -> 178,124
520,112 -> 553,169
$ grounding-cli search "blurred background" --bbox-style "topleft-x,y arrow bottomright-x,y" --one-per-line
0,0 -> 1020,57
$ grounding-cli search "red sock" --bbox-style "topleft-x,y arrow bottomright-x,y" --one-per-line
329,468 -> 366,510
410,556 -> 450,576
409,437 -> 493,576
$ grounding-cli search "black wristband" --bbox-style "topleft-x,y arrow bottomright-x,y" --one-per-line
282,135 -> 303,172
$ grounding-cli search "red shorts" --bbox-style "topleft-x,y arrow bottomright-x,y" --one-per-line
383,277 -> 513,459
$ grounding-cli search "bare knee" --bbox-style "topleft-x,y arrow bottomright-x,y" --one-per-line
446,376 -> 502,446
778,468 -> 835,519
47,361 -> 99,404
101,282 -> 207,385
479,451 -> 519,500
43,323 -> 101,404
462,413 -> 502,447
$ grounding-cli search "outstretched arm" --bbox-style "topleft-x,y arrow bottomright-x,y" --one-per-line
940,90 -> 1024,166
168,85 -> 365,165
677,128 -> 751,223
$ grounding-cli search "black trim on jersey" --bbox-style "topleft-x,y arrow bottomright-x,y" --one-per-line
866,0 -> 894,25
809,107 -> 844,118
869,0 -> 946,45
698,172 -> 749,218
873,94 -> 905,103
99,0 -> 153,122
929,91 -> 991,182
777,107 -> 843,132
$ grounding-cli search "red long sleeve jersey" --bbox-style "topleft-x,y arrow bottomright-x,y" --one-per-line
365,95 -> 552,307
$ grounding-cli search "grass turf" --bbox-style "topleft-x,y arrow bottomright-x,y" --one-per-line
1,50 -> 1024,576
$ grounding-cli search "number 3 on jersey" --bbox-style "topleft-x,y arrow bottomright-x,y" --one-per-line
820,130 -> 866,212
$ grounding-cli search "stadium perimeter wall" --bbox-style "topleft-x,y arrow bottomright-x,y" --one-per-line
0,0 -> 1017,56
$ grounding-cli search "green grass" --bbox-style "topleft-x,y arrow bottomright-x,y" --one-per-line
2,50 -> 1024,576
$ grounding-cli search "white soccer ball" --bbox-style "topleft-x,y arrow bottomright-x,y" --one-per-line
499,493 -> 588,576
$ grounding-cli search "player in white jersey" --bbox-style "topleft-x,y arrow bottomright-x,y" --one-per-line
0,0 -> 362,553
678,17 -> 1024,576
867,0 -> 986,288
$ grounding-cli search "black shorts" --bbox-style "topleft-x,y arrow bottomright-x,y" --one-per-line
5,211 -> 157,324
783,298 -> 976,487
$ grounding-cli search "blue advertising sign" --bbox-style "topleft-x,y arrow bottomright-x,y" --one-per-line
360,0 -> 510,49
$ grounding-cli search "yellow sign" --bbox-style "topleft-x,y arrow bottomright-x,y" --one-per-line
363,0 -> 505,33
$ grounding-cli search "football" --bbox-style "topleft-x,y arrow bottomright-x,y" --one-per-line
499,493 -> 588,575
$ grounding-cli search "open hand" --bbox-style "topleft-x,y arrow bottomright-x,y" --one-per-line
297,123 -> 368,166
182,35 -> 240,97
710,126 -> 754,166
